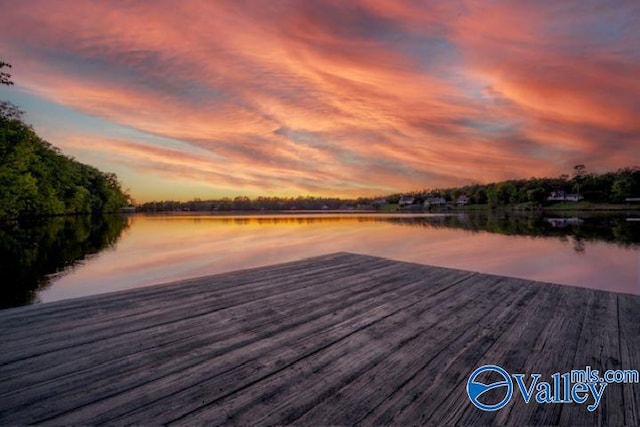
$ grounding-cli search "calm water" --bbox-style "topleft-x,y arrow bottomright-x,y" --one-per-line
2,212 -> 639,308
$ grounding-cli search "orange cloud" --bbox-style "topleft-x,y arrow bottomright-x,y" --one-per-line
0,0 -> 638,199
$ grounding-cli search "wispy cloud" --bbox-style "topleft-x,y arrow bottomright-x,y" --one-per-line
0,0 -> 638,200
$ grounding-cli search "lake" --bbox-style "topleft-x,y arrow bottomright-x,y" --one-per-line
1,212 -> 639,309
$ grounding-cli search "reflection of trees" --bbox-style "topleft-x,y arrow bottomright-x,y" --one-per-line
381,213 -> 640,250
198,213 -> 640,250
0,215 -> 129,308
572,236 -> 586,254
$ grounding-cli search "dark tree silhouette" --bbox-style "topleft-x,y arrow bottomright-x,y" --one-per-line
0,100 -> 24,120
0,61 -> 13,86
573,164 -> 586,179
572,164 -> 587,197
0,60 -> 21,119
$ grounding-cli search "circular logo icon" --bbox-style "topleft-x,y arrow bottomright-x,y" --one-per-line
467,365 -> 513,411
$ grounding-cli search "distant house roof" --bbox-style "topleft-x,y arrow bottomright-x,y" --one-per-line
398,196 -> 415,206
424,197 -> 446,205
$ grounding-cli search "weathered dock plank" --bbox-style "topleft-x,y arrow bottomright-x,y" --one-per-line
0,252 -> 638,426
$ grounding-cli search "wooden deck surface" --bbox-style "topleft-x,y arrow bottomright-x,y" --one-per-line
0,252 -> 638,425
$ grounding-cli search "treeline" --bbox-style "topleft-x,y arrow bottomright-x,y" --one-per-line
139,166 -> 640,213
0,112 -> 130,220
390,165 -> 640,207
138,196 -> 373,212
0,60 -> 130,220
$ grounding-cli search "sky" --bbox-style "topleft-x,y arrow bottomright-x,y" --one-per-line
0,1 -> 639,202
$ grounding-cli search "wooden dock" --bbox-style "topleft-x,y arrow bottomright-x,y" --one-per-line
0,252 -> 638,425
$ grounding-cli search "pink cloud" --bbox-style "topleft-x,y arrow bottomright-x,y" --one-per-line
0,0 -> 638,199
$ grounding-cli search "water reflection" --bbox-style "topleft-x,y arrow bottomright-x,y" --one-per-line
0,215 -> 129,308
1,212 -> 639,308
382,213 -> 640,251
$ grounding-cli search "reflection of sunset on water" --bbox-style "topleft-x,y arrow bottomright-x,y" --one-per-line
38,214 -> 640,303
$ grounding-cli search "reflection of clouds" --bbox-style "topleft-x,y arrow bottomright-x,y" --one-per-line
1,1 -> 638,199
37,214 -> 640,303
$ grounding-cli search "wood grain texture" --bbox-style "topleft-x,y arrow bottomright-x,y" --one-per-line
0,252 -> 638,426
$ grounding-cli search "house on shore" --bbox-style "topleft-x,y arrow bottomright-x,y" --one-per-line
424,197 -> 447,208
457,195 -> 470,206
398,196 -> 415,206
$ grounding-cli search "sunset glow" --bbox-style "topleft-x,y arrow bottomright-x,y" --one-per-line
1,1 -> 638,201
